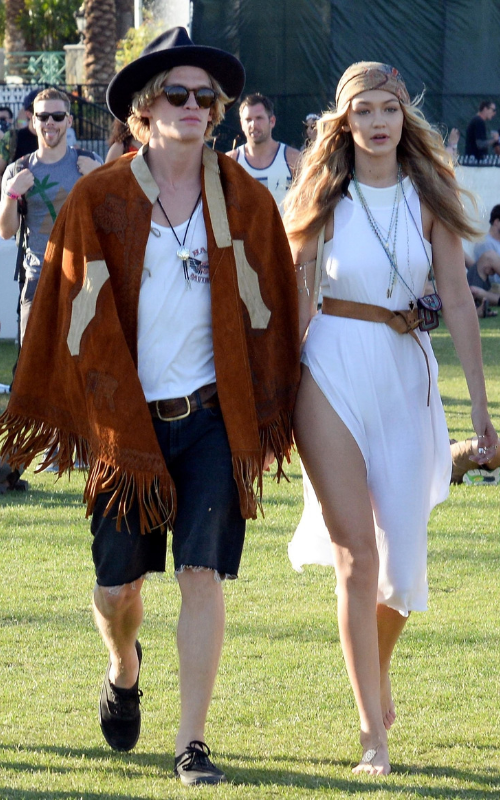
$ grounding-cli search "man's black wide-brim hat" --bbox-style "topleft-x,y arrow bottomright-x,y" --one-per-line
107,26 -> 245,122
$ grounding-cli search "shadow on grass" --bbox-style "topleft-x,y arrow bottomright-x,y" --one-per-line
440,396 -> 500,410
0,793 -> 149,800
1,744 -> 499,797
0,487 -> 85,510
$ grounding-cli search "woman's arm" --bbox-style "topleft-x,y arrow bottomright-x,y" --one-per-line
105,142 -> 125,163
288,218 -> 333,345
289,236 -> 318,345
430,215 -> 498,460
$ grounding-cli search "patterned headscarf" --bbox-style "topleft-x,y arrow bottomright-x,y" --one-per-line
336,62 -> 410,111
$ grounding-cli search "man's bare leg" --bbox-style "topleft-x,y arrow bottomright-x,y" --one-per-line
93,579 -> 144,688
175,568 -> 225,755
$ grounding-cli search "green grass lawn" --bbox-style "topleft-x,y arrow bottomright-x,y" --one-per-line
0,320 -> 499,800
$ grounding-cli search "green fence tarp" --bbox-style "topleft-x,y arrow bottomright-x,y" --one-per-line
192,0 -> 500,151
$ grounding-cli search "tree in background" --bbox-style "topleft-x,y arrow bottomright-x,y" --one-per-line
115,8 -> 163,71
83,0 -> 116,99
20,0 -> 81,51
4,0 -> 26,66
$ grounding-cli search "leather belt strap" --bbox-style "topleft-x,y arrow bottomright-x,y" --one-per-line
322,297 -> 431,405
148,382 -> 218,422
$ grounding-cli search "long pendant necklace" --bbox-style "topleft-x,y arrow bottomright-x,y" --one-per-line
156,191 -> 202,286
352,166 -> 415,304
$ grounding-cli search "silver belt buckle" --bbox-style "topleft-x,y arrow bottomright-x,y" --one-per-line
156,396 -> 191,422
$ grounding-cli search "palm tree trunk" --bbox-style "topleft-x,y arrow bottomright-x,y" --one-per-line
84,0 -> 117,101
4,0 -> 26,78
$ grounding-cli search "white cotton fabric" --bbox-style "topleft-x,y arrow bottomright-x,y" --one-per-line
288,178 -> 452,616
137,203 -> 216,401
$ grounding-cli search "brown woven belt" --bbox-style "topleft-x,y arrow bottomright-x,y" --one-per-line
148,382 -> 218,421
322,297 -> 431,405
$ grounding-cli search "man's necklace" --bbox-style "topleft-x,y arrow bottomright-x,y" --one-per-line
156,191 -> 202,285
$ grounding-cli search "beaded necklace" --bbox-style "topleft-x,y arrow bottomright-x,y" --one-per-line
352,167 -> 416,303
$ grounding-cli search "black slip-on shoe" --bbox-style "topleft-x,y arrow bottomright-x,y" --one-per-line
99,640 -> 143,751
174,740 -> 226,786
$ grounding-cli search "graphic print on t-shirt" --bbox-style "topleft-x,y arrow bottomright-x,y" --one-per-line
38,186 -> 70,235
188,246 -> 209,283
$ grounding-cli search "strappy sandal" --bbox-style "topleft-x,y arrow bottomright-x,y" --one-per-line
359,747 -> 379,765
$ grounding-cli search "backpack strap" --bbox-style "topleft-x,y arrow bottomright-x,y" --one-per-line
13,155 -> 31,283
71,146 -> 98,160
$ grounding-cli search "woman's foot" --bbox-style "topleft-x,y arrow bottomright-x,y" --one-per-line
380,672 -> 396,730
352,739 -> 391,776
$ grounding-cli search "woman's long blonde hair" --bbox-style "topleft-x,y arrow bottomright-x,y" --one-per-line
283,96 -> 479,247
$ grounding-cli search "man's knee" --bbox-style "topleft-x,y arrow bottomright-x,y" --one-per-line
176,566 -> 224,601
94,579 -> 143,616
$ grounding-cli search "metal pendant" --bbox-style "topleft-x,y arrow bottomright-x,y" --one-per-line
177,247 -> 190,262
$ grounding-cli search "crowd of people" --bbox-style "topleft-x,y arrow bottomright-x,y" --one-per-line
0,27 -> 498,785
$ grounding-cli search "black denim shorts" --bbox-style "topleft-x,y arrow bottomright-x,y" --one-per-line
91,405 -> 246,586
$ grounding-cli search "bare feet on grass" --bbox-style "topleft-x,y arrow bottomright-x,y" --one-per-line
352,738 -> 391,776
380,671 -> 396,730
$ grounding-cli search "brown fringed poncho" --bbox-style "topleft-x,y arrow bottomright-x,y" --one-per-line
0,146 -> 300,532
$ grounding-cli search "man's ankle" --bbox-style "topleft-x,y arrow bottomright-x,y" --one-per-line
108,647 -> 139,688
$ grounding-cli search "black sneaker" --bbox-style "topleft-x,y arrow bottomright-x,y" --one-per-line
99,640 -> 143,751
174,741 -> 226,786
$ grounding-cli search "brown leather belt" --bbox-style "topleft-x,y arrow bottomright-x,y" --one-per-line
148,382 -> 218,421
322,297 -> 431,405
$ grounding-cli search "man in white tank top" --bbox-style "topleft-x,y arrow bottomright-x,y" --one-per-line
227,93 -> 300,212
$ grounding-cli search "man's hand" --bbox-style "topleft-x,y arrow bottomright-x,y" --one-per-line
77,155 -> 101,176
5,168 -> 34,198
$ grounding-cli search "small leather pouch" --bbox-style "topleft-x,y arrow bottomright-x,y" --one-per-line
417,293 -> 442,331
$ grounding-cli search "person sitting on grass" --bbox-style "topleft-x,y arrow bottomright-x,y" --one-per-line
467,250 -> 500,316
450,436 -> 500,483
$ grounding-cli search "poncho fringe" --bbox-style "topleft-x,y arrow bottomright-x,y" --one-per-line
0,148 -> 300,533
0,406 -> 295,531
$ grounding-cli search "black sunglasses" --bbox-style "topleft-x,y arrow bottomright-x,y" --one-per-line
162,85 -> 218,109
35,112 -> 68,122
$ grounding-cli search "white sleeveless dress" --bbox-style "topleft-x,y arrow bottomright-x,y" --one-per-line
288,177 -> 451,616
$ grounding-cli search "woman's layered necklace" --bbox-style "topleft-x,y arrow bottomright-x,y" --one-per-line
156,191 -> 202,287
352,166 -> 415,304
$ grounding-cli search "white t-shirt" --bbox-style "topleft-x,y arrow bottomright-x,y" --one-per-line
137,202 -> 216,401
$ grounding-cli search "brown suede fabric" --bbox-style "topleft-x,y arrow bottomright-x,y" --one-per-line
0,146 -> 300,532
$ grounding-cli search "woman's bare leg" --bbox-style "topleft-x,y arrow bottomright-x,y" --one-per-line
294,367 -> 389,775
377,604 -> 408,730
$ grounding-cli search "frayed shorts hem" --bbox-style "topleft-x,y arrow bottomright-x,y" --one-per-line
175,564 -> 237,583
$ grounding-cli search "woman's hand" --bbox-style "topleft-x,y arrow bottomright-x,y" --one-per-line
263,447 -> 276,472
470,409 -> 498,464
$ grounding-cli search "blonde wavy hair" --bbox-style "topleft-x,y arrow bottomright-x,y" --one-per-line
127,69 -> 230,144
283,96 -> 480,247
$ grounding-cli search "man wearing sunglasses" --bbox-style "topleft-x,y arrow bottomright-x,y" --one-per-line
0,28 -> 299,786
0,88 -> 102,344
